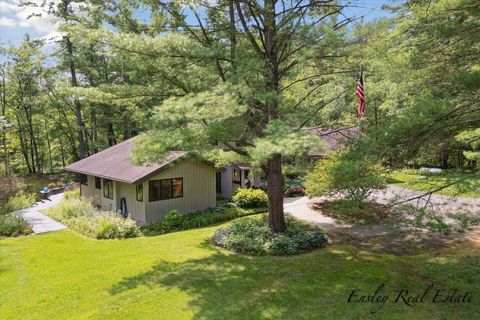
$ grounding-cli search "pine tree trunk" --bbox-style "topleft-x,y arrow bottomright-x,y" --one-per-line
266,154 -> 286,233
66,35 -> 85,159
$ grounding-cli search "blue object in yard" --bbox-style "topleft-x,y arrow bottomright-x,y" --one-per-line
40,187 -> 50,194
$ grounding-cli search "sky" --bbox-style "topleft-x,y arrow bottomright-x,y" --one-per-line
0,0 -> 395,47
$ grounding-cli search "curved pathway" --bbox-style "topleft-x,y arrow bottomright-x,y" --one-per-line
12,193 -> 66,234
284,185 -> 480,239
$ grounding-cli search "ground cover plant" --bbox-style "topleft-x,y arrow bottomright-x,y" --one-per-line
213,214 -> 328,255
142,198 -> 268,236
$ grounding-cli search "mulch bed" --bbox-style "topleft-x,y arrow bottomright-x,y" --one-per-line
311,200 -> 390,224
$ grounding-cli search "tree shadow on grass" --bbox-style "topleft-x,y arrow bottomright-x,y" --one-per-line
107,237 -> 480,319
108,242 -> 370,319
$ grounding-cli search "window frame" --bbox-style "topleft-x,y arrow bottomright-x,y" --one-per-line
136,184 -> 143,202
80,174 -> 88,186
95,177 -> 101,189
149,177 -> 183,202
103,179 -> 113,199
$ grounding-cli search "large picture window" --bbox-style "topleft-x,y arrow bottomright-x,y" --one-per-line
136,184 -> 143,202
149,178 -> 183,202
103,179 -> 113,199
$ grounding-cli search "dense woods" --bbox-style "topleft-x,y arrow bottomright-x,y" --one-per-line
1,0 -> 478,232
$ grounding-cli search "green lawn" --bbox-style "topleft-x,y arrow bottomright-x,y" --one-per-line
1,222 -> 479,320
387,169 -> 480,197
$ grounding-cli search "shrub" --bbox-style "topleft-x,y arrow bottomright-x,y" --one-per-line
0,214 -> 32,237
63,189 -> 80,200
0,191 -> 36,215
213,214 -> 328,255
284,177 -> 306,196
47,183 -> 57,189
43,197 -> 141,239
232,188 -> 268,208
305,149 -> 386,203
142,203 -> 268,236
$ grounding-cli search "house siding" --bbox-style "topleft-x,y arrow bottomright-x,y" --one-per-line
144,160 -> 216,224
217,165 -> 262,198
115,181 -> 146,224
80,175 -> 101,206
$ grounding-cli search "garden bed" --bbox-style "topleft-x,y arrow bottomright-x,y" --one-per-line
213,214 -> 329,255
311,199 -> 390,224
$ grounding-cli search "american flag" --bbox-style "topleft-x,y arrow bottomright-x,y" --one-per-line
355,69 -> 365,118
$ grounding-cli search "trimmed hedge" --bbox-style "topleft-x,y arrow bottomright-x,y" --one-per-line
142,201 -> 268,236
0,214 -> 32,237
213,214 -> 328,255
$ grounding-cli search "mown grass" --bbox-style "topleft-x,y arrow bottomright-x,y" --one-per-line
387,169 -> 480,197
0,222 -> 478,319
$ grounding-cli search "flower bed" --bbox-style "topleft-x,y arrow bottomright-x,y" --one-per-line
213,214 -> 328,255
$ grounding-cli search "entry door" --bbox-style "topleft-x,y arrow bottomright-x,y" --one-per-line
216,172 -> 222,193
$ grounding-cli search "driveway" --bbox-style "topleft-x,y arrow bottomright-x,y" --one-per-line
12,193 -> 66,234
284,185 -> 480,240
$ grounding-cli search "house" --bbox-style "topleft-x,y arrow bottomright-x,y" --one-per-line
308,126 -> 359,159
65,126 -> 356,224
65,137 -> 216,225
216,164 -> 263,198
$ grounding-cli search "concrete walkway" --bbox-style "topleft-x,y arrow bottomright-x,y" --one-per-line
12,193 -> 67,234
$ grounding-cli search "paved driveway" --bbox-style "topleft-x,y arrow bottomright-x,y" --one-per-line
284,186 -> 480,239
12,193 -> 66,234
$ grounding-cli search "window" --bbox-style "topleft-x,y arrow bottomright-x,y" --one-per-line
136,184 -> 143,202
232,169 -> 241,183
149,178 -> 183,202
80,174 -> 88,186
95,177 -> 101,189
103,179 -> 113,199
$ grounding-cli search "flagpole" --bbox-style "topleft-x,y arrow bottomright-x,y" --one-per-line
358,65 -> 362,132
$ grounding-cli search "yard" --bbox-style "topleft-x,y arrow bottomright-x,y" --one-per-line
1,221 -> 478,320
387,169 -> 480,198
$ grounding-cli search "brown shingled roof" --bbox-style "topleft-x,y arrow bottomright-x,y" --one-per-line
308,126 -> 359,156
65,137 -> 187,184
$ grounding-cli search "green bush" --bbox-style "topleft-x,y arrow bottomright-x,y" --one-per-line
43,197 -> 141,239
63,189 -> 80,200
0,191 -> 36,215
305,149 -> 386,203
0,214 -> 32,237
232,188 -> 268,208
142,202 -> 268,236
213,214 -> 328,255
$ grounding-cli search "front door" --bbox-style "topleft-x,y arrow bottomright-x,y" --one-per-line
216,172 -> 222,193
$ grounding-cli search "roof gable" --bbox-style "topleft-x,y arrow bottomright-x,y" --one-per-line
65,137 -> 187,184
308,126 -> 359,156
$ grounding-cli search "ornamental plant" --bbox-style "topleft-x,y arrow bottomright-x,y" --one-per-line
305,148 -> 386,204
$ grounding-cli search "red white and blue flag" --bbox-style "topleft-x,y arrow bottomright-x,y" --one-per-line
355,69 -> 365,118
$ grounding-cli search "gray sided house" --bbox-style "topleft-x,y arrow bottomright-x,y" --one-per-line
65,137 -> 216,225
216,164 -> 263,198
